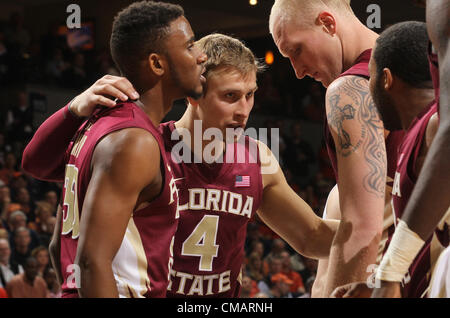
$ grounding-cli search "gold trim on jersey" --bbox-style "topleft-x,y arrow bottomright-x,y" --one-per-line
125,217 -> 151,297
70,122 -> 92,158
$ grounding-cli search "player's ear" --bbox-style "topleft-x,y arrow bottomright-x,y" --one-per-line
317,11 -> 336,36
382,68 -> 393,90
148,53 -> 165,76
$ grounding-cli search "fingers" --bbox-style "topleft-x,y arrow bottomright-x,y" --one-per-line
94,84 -> 130,103
95,76 -> 139,101
330,284 -> 350,298
94,95 -> 117,108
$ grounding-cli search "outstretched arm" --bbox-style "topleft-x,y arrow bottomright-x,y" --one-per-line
324,75 -> 387,297
256,141 -> 339,260
22,75 -> 138,182
22,104 -> 84,182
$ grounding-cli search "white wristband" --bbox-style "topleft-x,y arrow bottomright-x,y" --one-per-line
376,220 -> 425,282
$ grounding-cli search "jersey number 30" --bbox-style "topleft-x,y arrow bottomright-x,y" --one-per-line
62,164 -> 81,239
181,215 -> 219,271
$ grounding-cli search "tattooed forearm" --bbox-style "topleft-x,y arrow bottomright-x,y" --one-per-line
327,76 -> 386,197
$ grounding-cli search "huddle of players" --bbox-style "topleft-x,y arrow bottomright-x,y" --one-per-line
22,0 -> 449,298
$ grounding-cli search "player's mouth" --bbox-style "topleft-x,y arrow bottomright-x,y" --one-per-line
200,67 -> 206,84
226,122 -> 246,130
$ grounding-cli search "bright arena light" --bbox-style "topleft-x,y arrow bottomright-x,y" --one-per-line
249,0 -> 258,6
265,51 -> 274,65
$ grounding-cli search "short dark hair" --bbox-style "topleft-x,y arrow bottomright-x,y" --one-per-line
374,21 -> 431,88
110,1 -> 184,80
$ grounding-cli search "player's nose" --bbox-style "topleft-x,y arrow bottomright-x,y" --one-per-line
289,57 -> 306,79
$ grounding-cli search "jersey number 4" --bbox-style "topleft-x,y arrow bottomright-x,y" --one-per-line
62,164 -> 81,239
181,215 -> 219,271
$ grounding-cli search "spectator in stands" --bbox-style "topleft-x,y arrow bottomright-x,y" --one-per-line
247,239 -> 265,258
0,183 -> 12,228
6,256 -> 48,298
7,210 -> 27,234
280,251 -> 305,296
289,253 -> 307,274
10,227 -> 35,270
0,229 -> 8,240
264,238 -> 287,264
269,273 -> 294,298
258,254 -> 284,295
300,257 -> 318,285
0,238 -> 16,288
29,201 -> 52,234
43,190 -> 58,215
14,187 -> 34,221
240,274 -> 259,298
43,267 -> 61,298
245,252 -> 266,284
0,153 -> 20,185
7,211 -> 40,249
38,216 -> 55,247
5,91 -> 34,143
31,246 -> 49,277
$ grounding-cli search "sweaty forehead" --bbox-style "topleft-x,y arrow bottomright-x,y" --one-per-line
169,16 -> 193,39
210,69 -> 257,90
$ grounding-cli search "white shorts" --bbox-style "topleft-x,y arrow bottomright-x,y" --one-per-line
322,184 -> 338,220
428,246 -> 450,298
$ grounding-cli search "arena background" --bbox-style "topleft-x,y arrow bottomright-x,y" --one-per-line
0,0 -> 427,298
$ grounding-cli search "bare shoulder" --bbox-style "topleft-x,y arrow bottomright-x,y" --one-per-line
327,75 -> 369,92
425,112 -> 439,148
325,75 -> 383,153
255,139 -> 282,188
92,127 -> 161,175
326,75 -> 371,112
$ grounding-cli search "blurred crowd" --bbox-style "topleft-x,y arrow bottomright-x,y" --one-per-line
0,12 -> 336,298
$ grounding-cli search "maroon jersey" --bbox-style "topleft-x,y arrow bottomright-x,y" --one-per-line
390,102 -> 449,297
324,49 -> 404,184
159,121 -> 263,297
60,102 -> 179,298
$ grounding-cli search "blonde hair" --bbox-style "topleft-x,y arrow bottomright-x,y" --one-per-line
269,0 -> 354,34
196,33 -> 265,85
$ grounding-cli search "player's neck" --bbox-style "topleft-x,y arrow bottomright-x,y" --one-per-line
137,86 -> 174,127
398,88 -> 436,130
341,19 -> 378,72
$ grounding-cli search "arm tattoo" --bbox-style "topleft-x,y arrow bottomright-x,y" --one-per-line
327,76 -> 386,197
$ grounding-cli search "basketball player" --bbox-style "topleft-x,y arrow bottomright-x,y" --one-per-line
23,33 -> 339,297
269,0 -> 404,296
22,1 -> 207,297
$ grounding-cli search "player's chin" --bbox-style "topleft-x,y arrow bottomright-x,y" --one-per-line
188,86 -> 204,100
